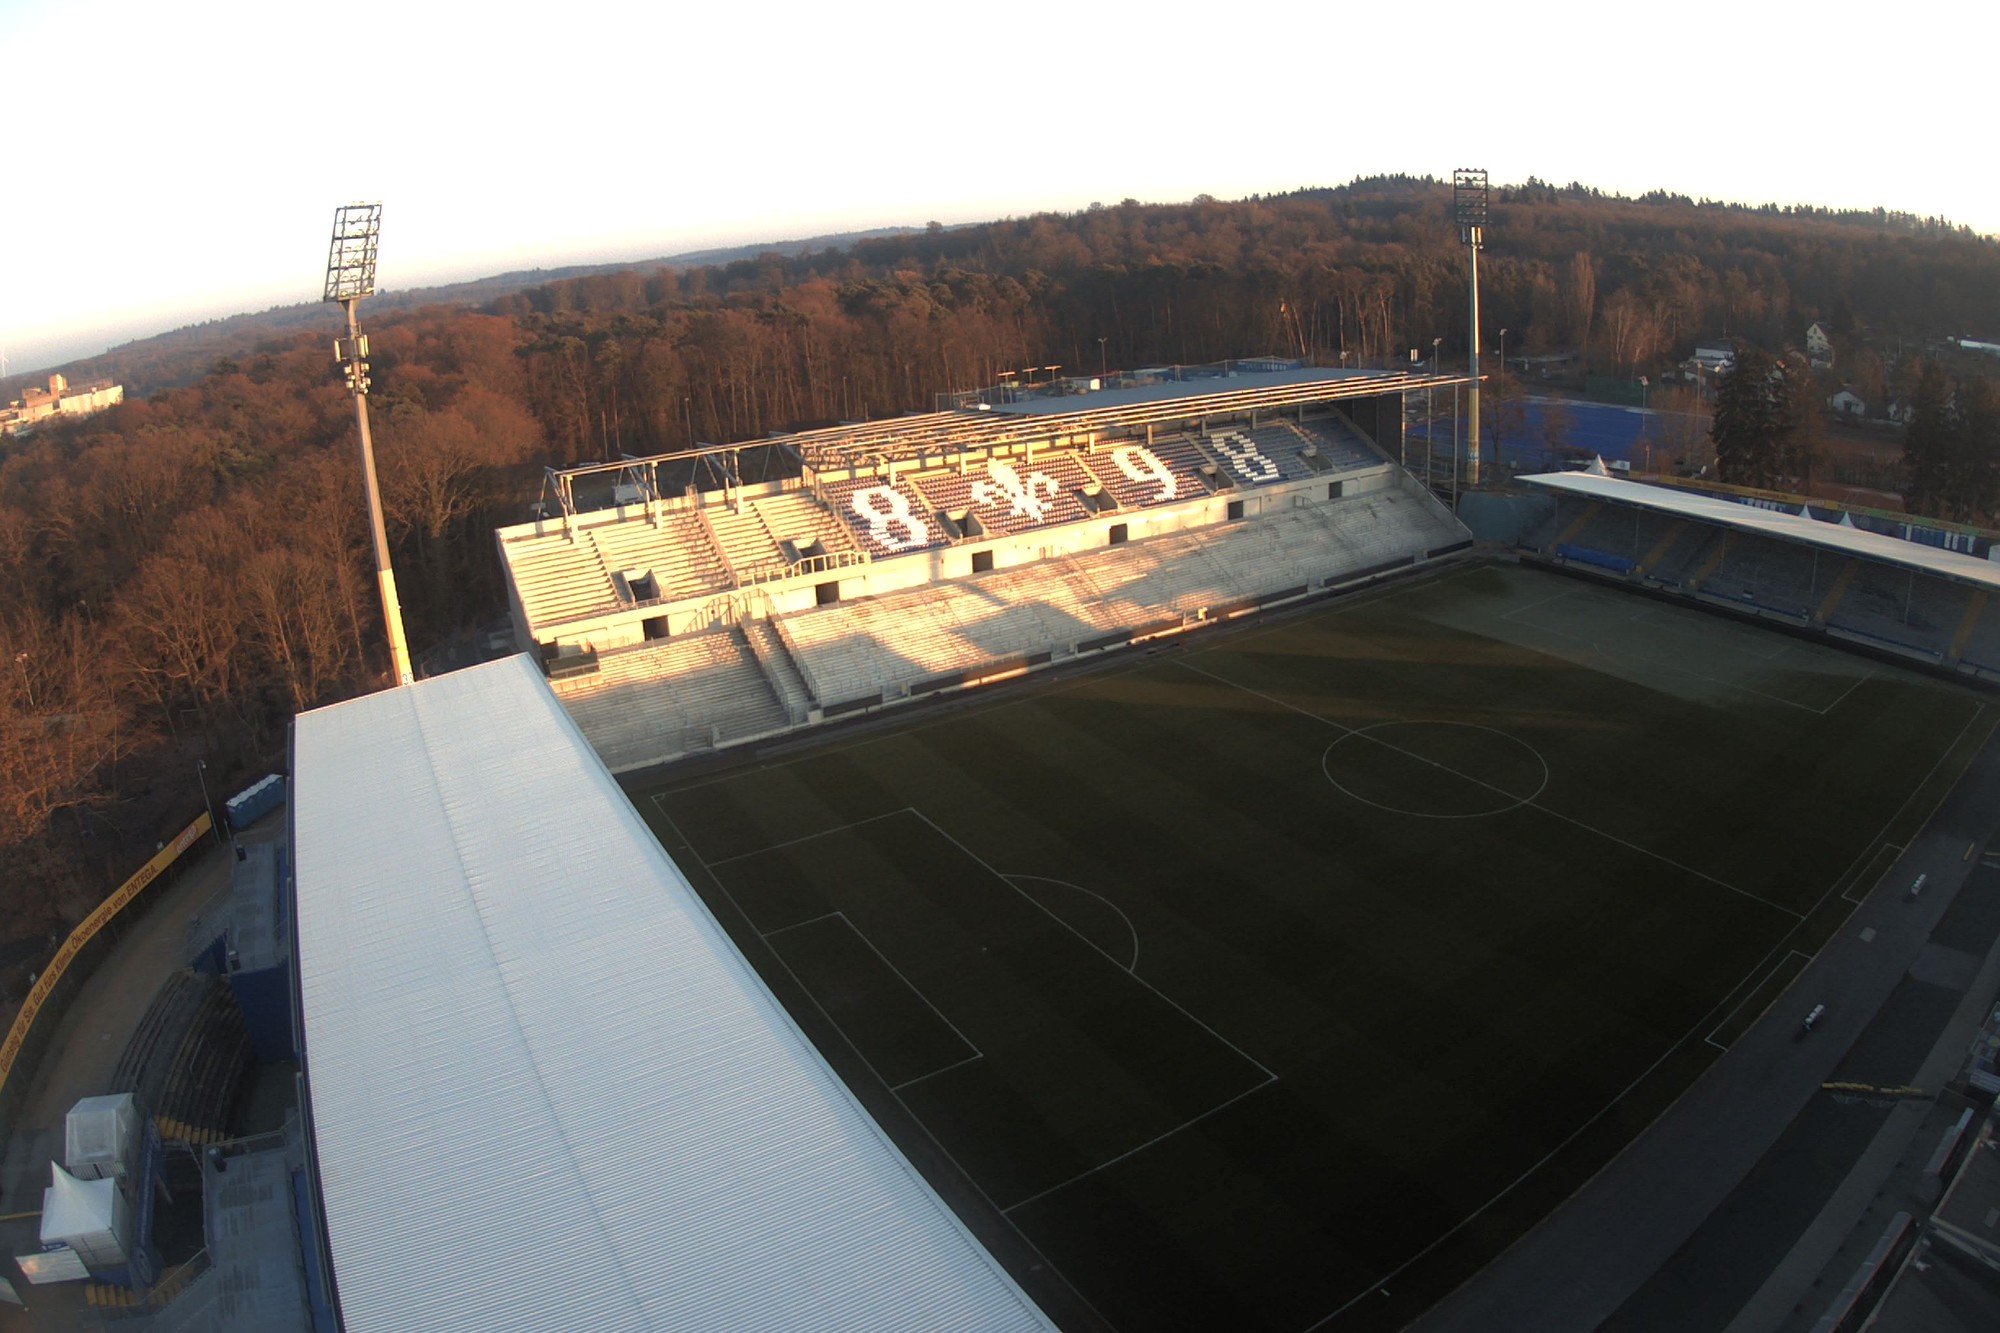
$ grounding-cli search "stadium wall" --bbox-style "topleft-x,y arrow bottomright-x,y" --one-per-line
0,814 -> 213,1139
505,467 -> 1396,657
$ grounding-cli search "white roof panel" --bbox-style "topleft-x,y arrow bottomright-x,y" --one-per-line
1521,470 -> 2000,591
292,655 -> 1054,1333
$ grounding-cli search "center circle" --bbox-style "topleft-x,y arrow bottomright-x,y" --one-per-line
1320,721 -> 1549,819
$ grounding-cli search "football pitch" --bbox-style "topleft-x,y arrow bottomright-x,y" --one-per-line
634,563 -> 1990,1332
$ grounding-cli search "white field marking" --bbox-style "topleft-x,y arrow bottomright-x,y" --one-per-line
1511,584 -> 1862,714
703,807 -> 915,868
918,806 -> 1286,1217
912,809 -> 1276,1080
1002,1075 -> 1279,1217
639,560 -> 1483,804
1499,581 -> 1592,625
1593,631 -> 1862,716
1703,950 -> 1814,1049
1006,874 -> 1141,972
890,1052 -> 986,1092
1303,931 -> 1807,1332
1803,702 -> 1992,928
1170,560 -> 1485,661
1626,589 -> 1800,664
1178,659 -> 1801,921
762,910 -> 846,936
763,909 -> 984,1065
1530,801 -> 1802,920
764,908 -> 984,1072
1841,846 -> 1902,906
1319,725 -> 1551,821
651,796 -> 1115,1329
1310,703 -> 1995,1329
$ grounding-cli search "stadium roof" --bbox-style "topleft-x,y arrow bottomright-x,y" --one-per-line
1521,471 -> 2000,592
291,655 -> 1056,1333
983,365 -> 1389,416
772,366 -> 1441,469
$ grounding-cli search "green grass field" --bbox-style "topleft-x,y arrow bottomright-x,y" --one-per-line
634,563 -> 1990,1332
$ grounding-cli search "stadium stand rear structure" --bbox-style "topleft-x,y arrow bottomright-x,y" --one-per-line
1517,470 -> 2000,676
495,364 -> 1474,772
288,658 -> 1061,1333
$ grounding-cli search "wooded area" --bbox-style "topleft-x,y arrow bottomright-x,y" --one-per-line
4,175 -> 1998,1004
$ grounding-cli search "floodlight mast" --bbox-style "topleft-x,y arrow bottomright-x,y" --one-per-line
1454,168 -> 1488,490
323,203 -> 414,687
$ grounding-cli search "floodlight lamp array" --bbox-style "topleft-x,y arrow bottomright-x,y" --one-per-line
323,203 -> 382,303
1453,168 -> 1488,246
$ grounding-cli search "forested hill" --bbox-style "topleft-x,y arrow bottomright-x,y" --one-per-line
3,176 -> 1998,993
486,177 -> 1998,459
1,225 -> 923,403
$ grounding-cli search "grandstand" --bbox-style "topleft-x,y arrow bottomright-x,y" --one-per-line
497,364 -> 1472,772
1517,470 -> 2000,678
257,367 -> 2000,1333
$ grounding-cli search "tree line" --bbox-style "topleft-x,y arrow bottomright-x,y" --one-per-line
4,175 -> 1999,1003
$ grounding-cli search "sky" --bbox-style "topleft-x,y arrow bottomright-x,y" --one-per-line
4,0 -> 1991,376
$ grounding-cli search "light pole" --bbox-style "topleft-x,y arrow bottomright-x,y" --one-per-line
1098,337 -> 1108,378
1496,328 -> 1508,474
1430,337 -> 1443,487
323,204 -> 414,687
1455,168 -> 1489,488
196,759 -> 227,850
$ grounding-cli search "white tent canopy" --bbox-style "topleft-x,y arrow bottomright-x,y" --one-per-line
40,1162 -> 129,1269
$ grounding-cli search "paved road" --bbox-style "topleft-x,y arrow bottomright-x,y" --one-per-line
1414,723 -> 2000,1333
0,831 -> 240,1331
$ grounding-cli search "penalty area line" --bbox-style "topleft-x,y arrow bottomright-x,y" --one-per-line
1704,949 -> 1813,1050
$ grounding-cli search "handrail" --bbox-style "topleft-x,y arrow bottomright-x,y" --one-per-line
0,812 -> 213,1103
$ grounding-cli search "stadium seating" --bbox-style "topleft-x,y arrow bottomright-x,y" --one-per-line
112,971 -> 253,1145
555,627 -> 788,769
755,491 -> 862,562
1202,425 -> 1320,487
909,452 -> 1096,538
1699,535 -> 1827,618
703,502 -> 789,578
743,618 -> 815,721
501,529 -> 620,631
1085,434 -> 1214,510
1952,595 -> 2000,672
1828,562 -> 1968,658
1288,416 -> 1385,472
772,480 -> 1468,714
590,510 -> 733,602
543,470 -> 1474,770
1644,523 -> 1726,589
819,475 -> 952,558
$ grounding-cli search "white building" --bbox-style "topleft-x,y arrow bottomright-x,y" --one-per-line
1,372 -> 124,436
1690,340 -> 1736,373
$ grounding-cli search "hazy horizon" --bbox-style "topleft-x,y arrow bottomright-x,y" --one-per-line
7,0 -> 1991,378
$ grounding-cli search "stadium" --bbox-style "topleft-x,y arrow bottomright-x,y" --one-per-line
13,360 -> 2000,1331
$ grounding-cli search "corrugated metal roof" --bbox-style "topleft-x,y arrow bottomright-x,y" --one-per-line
292,656 -> 1055,1333
983,365 -> 1393,416
1521,470 -> 2000,591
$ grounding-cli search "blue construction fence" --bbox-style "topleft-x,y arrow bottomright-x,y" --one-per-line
1406,395 -> 1705,473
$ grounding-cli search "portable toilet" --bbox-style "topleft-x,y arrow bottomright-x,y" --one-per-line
65,1093 -> 140,1182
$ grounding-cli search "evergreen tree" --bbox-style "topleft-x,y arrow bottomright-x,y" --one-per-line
1901,360 -> 1956,517
1712,347 -> 1819,491
1712,348 -> 1783,487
